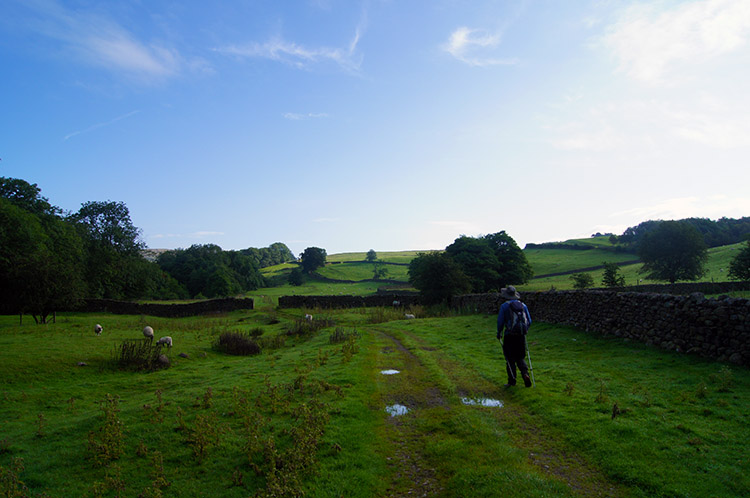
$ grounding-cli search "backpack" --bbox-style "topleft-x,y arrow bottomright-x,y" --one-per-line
506,300 -> 529,335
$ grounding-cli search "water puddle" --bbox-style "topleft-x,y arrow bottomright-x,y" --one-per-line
380,369 -> 400,375
385,404 -> 409,417
461,398 -> 504,408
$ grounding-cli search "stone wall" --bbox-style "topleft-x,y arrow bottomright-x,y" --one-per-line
278,294 -> 422,309
456,290 -> 750,366
79,297 -> 254,317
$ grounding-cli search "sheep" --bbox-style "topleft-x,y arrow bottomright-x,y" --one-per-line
143,326 -> 154,341
392,300 -> 400,307
404,313 -> 415,319
304,314 -> 313,322
156,336 -> 173,348
94,324 -> 103,335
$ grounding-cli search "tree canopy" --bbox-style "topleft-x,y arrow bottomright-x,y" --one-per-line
728,240 -> 750,281
637,221 -> 708,284
299,247 -> 327,274
408,252 -> 471,304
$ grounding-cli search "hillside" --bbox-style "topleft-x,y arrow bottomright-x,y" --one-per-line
257,238 -> 745,297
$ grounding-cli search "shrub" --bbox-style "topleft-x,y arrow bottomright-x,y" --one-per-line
328,327 -> 359,344
214,331 -> 261,356
113,339 -> 169,371
286,317 -> 333,337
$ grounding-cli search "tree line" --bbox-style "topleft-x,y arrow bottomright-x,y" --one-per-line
0,177 -> 293,323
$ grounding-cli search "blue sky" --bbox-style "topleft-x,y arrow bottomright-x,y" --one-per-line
2,0 -> 749,256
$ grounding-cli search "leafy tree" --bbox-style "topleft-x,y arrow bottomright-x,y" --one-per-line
0,198 -> 85,323
483,231 -> 534,287
445,236 -> 500,292
372,261 -> 389,280
637,221 -> 708,284
570,273 -> 594,289
0,177 -> 60,216
728,240 -> 750,281
157,244 -> 263,298
366,249 -> 377,262
601,262 -> 626,287
241,243 -> 295,268
288,267 -> 304,286
71,200 -> 145,255
299,247 -> 327,274
408,252 -> 471,304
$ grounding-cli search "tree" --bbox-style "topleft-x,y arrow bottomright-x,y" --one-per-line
637,221 -> 708,284
481,231 -> 534,288
0,198 -> 85,323
372,261 -> 389,280
366,249 -> 377,262
71,200 -> 145,255
288,267 -> 304,286
728,240 -> 750,281
0,177 -> 60,216
445,236 -> 500,292
570,273 -> 594,289
408,252 -> 471,304
299,247 -> 327,274
601,262 -> 626,287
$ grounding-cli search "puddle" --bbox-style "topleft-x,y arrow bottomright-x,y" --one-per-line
380,369 -> 400,375
461,398 -> 504,408
385,404 -> 409,417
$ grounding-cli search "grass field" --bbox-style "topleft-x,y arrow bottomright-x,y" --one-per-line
1,309 -> 747,497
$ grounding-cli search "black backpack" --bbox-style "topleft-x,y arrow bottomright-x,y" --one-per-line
506,300 -> 529,336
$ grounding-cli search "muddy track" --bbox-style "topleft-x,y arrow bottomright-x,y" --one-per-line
377,326 -> 632,498
374,328 -> 446,497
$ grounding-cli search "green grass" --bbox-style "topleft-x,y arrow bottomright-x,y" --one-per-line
519,242 -> 745,292
326,251 -> 423,264
1,309 -> 748,497
316,262 -> 410,282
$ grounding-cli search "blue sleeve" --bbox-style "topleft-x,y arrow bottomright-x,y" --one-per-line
497,302 -> 507,334
524,303 -> 532,327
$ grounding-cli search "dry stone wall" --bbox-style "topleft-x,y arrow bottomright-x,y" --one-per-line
278,294 -> 422,309
455,291 -> 750,367
80,297 -> 254,317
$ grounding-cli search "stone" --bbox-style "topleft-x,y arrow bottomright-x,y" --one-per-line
178,352 -> 189,358
157,354 -> 170,367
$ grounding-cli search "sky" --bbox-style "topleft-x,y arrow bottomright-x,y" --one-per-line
1,0 -> 749,256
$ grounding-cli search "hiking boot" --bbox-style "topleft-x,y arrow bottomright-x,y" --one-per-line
504,382 -> 515,388
522,373 -> 532,387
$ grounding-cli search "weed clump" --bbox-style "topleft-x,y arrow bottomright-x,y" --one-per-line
328,327 -> 359,344
113,339 -> 170,371
87,394 -> 125,467
286,317 -> 334,337
214,331 -> 261,356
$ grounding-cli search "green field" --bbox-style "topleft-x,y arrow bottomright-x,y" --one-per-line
1,309 -> 747,497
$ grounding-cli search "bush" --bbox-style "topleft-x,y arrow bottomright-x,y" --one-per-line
113,339 -> 169,371
328,327 -> 359,344
285,317 -> 334,337
214,331 -> 261,356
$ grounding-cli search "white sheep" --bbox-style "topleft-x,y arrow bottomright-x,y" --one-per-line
156,336 -> 173,348
94,324 -> 103,335
304,314 -> 313,322
392,300 -> 400,307
143,326 -> 154,341
404,313 -> 415,319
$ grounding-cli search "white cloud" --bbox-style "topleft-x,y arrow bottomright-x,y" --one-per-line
13,0 -> 205,83
601,0 -> 750,84
611,196 -> 750,221
64,110 -> 140,141
215,27 -> 363,73
283,112 -> 330,120
442,27 -> 518,67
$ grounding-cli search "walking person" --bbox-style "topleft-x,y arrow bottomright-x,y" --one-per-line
497,286 -> 532,388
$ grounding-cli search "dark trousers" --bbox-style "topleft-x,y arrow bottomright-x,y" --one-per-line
502,335 -> 528,384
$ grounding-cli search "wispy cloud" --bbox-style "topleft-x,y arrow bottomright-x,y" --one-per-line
151,231 -> 225,239
611,196 -> 750,221
442,27 -> 517,67
12,0 -> 206,83
215,27 -> 364,73
64,110 -> 140,141
283,112 -> 330,121
600,0 -> 750,84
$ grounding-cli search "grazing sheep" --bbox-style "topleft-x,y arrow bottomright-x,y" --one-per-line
392,300 -> 400,307
404,313 -> 415,319
143,326 -> 154,341
156,336 -> 173,348
94,324 -> 103,335
304,314 -> 313,322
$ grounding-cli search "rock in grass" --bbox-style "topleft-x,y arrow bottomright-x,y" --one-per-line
178,353 -> 189,358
